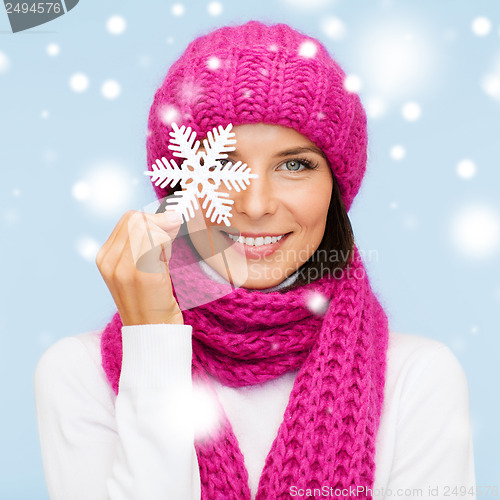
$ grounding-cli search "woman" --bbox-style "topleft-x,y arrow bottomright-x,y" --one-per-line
35,21 -> 476,499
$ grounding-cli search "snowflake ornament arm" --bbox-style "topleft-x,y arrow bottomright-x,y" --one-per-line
144,123 -> 258,227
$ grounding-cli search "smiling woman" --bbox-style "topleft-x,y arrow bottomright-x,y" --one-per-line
34,19 -> 476,500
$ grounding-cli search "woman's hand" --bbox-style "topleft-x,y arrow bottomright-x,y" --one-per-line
96,210 -> 184,326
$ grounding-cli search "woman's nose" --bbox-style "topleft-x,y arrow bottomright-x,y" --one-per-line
230,171 -> 278,220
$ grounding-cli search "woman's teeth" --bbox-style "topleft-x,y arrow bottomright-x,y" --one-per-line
226,233 -> 286,246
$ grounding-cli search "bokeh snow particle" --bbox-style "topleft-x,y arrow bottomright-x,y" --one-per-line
471,17 -> 491,37
101,80 -> 121,100
12,188 -> 21,197
77,163 -> 133,216
46,43 -> 60,57
402,102 -> 421,121
2,208 -> 20,225
0,51 -> 10,74
72,181 -> 91,201
207,56 -> 221,70
191,383 -> 221,439
390,201 -> 399,210
456,159 -> 476,179
172,3 -> 185,16
358,24 -> 433,99
451,204 -> 500,259
166,37 -> 174,44
107,15 -> 126,35
344,74 -> 362,93
481,74 -> 500,101
298,41 -> 318,58
207,1 -> 223,16
365,97 -> 386,119
390,145 -> 406,161
305,291 -> 329,315
321,16 -> 346,40
70,73 -> 89,93
159,105 -> 181,126
41,110 -> 50,119
76,236 -> 100,262
470,325 -> 479,336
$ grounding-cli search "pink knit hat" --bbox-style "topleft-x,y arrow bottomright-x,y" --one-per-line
146,20 -> 368,212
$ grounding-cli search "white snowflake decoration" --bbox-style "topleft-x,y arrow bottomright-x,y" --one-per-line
144,123 -> 258,227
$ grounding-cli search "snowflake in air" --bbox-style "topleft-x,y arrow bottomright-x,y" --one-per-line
144,123 -> 258,227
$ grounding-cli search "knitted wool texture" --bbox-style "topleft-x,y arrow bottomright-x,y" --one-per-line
100,21 -> 389,499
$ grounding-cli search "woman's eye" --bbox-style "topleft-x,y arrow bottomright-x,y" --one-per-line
282,160 -> 311,172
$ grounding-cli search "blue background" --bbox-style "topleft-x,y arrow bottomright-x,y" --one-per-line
1,0 -> 499,498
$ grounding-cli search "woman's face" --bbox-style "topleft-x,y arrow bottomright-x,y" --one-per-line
185,123 -> 333,289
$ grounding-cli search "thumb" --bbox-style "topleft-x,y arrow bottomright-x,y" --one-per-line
156,210 -> 183,239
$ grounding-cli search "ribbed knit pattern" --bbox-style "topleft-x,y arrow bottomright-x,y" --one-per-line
101,238 -> 389,499
146,20 -> 367,212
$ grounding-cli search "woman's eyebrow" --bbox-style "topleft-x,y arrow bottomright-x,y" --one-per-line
273,146 -> 327,159
218,146 -> 327,159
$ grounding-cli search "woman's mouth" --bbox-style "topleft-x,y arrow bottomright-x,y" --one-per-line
221,231 -> 292,259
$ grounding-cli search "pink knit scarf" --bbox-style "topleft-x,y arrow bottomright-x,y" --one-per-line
100,235 -> 389,499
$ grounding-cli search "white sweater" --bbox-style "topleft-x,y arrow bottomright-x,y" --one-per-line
34,324 -> 476,500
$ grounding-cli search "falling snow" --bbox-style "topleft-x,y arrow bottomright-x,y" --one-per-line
46,43 -> 60,57
107,15 -> 126,35
390,145 -> 406,161
101,80 -> 121,99
402,102 -> 421,121
451,205 -> 500,259
76,236 -> 100,261
0,51 -> 10,74
69,73 -> 89,93
471,16 -> 491,37
298,41 -> 318,58
321,16 -> 346,40
207,1 -> 223,16
344,74 -> 362,93
172,3 -> 185,16
456,159 -> 476,179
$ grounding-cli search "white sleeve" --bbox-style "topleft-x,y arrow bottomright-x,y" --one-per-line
34,325 -> 201,500
386,345 -> 477,499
